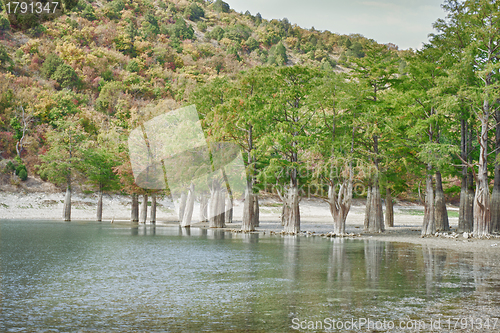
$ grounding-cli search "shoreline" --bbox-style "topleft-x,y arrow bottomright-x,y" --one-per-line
2,191 -> 500,252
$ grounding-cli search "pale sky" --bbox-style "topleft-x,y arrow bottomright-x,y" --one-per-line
225,0 -> 446,50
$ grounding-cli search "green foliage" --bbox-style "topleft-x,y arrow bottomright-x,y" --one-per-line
104,0 -> 125,19
197,20 -> 207,32
224,24 -> 251,42
126,59 -> 140,72
81,5 -> 97,21
41,54 -> 64,79
0,44 -> 12,68
0,15 -> 11,31
168,18 -> 194,40
244,37 -> 259,52
95,81 -> 124,114
80,145 -> 121,192
184,3 -> 204,21
213,0 -> 230,13
52,64 -> 79,89
267,41 -> 287,65
206,26 -> 224,41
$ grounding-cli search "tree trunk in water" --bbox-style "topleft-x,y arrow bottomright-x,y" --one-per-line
328,179 -> 353,235
367,179 -> 384,233
225,196 -> 233,224
150,193 -> 156,224
281,203 -> 288,226
458,117 -> 470,232
434,171 -> 449,232
97,188 -> 103,222
131,194 -> 139,223
364,185 -> 371,231
422,170 -> 435,236
241,188 -> 254,231
140,195 -> 148,223
199,195 -> 208,222
209,179 -> 225,228
253,195 -> 259,227
473,114 -> 491,237
181,184 -> 195,227
385,188 -> 394,228
63,182 -> 71,222
492,107 -> 500,232
283,186 -> 300,234
178,191 -> 187,222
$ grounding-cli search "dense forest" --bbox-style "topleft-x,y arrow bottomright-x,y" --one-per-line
0,0 -> 499,238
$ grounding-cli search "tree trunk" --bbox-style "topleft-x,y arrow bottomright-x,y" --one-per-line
131,194 -> 139,223
225,196 -> 233,224
241,188 -> 254,231
367,178 -> 384,233
473,114 -> 491,237
328,177 -> 353,235
209,179 -> 225,228
181,184 -> 195,227
96,187 -> 103,222
492,107 -> 500,232
283,185 -> 300,234
422,168 -> 435,236
385,187 -> 394,228
253,195 -> 259,227
434,171 -> 449,232
364,185 -> 371,231
140,195 -> 148,223
281,203 -> 288,226
178,191 -> 187,222
199,194 -> 208,222
150,193 -> 156,224
458,117 -> 469,233
63,181 -> 71,222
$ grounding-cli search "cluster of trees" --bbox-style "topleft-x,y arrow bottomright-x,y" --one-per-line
1,0 -> 499,238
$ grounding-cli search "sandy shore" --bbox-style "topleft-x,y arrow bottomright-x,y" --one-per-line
2,189 -> 500,253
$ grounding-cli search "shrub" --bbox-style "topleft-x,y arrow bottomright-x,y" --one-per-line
0,44 -> 11,68
206,26 -> 224,41
52,64 -> 79,89
0,15 -> 10,32
126,59 -> 140,72
81,5 -> 97,21
197,21 -> 207,32
18,168 -> 28,181
184,3 -> 204,21
41,54 -> 64,79
213,0 -> 230,13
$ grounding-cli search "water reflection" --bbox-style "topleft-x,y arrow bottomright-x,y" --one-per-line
2,221 -> 500,332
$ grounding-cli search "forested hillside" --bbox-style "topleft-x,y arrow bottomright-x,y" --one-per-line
1,0 -> 499,238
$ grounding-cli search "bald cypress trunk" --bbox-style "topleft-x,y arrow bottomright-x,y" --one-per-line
385,188 -> 394,228
96,186 -> 103,222
140,195 -> 148,223
199,194 -> 208,222
178,191 -> 187,222
63,180 -> 71,222
491,108 -> 500,232
209,179 -> 225,228
241,187 -> 254,231
181,183 -> 195,227
422,168 -> 435,236
253,196 -> 259,227
131,194 -> 139,223
150,193 -> 156,224
458,117 -> 470,232
434,171 -> 449,232
283,185 -> 300,234
364,185 -> 371,231
473,113 -> 491,237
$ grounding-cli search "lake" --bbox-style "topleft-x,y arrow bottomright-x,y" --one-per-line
1,220 -> 499,332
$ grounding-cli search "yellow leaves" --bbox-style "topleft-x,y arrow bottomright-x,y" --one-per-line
134,40 -> 153,54
56,42 -> 85,65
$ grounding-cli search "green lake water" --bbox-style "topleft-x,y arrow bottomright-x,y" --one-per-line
1,220 -> 499,332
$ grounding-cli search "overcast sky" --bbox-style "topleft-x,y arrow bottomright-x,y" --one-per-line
225,0 -> 446,50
